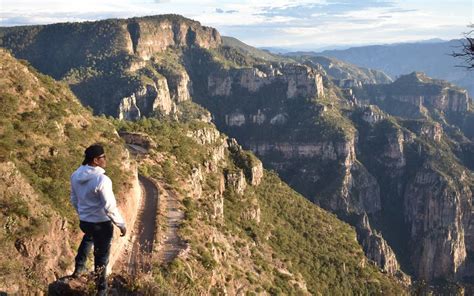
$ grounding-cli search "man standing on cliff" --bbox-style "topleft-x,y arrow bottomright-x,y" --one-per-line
70,144 -> 127,295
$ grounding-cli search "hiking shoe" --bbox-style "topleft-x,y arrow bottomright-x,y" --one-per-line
71,268 -> 86,279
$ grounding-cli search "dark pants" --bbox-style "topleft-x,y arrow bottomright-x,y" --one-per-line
75,220 -> 113,291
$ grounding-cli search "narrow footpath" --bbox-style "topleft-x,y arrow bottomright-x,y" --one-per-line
123,175 -> 158,273
156,189 -> 186,264
121,142 -> 186,270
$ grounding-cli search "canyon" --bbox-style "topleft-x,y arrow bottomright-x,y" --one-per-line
1,14 -> 473,292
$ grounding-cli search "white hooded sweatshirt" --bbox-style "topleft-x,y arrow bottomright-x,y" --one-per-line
70,165 -> 125,228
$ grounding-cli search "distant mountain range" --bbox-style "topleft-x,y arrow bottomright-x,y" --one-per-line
285,39 -> 474,96
260,38 -> 449,54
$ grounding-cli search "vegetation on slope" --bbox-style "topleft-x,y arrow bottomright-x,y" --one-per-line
222,36 -> 292,63
113,117 -> 405,294
0,49 -> 133,292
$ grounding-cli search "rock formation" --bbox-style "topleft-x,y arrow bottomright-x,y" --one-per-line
357,72 -> 471,118
0,15 -> 219,118
357,213 -> 401,275
208,63 -> 324,99
404,166 -> 472,281
126,17 -> 221,60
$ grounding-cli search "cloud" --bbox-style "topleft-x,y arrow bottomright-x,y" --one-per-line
0,11 -> 140,26
257,0 -> 397,19
0,0 -> 469,49
215,8 -> 238,14
387,8 -> 417,13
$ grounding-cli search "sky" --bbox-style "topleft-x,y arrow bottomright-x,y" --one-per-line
1,0 -> 472,50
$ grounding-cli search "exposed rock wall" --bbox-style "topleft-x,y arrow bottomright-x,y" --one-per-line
357,213 -> 401,275
153,77 -> 174,113
361,105 -> 385,124
208,64 -> 324,99
225,169 -> 247,195
329,161 -> 381,214
118,82 -> 175,120
404,166 -> 472,281
127,18 -> 221,60
0,15 -> 218,119
167,70 -> 193,103
417,122 -> 443,142
184,129 -> 263,225
381,129 -> 406,170
358,72 -> 471,118
249,141 -> 350,160
119,131 -> 156,150
285,64 -> 325,99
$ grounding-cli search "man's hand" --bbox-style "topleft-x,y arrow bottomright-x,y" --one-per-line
119,225 -> 127,237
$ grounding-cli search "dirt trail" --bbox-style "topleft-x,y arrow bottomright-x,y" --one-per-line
119,175 -> 158,273
156,189 -> 186,264
120,143 -> 186,270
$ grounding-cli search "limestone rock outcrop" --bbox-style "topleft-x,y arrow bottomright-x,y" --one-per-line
159,68 -> 193,103
118,82 -> 174,120
357,213 -> 402,276
126,16 -> 221,60
225,169 -> 247,195
358,72 -> 471,118
228,138 -> 263,187
208,63 -> 324,99
328,161 -> 381,214
361,105 -> 385,124
249,141 -> 350,160
414,122 -> 443,142
404,166 -> 472,281
380,129 -> 406,170
240,198 -> 261,223
119,131 -> 156,150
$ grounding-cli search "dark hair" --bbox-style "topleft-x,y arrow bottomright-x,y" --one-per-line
82,144 -> 105,165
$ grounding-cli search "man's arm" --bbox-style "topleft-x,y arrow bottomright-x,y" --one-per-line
70,181 -> 79,212
98,176 -> 126,235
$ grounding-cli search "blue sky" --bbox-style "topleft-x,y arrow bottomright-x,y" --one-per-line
1,0 -> 472,50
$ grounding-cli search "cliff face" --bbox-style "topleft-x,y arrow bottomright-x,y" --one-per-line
111,118 -> 404,294
208,63 -> 324,99
404,166 -> 472,280
0,15 -> 220,119
126,17 -> 221,60
187,44 -> 474,285
355,111 -> 474,283
357,72 -> 471,118
356,213 -> 403,277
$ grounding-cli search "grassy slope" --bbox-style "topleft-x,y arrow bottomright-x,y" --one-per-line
0,49 -> 133,291
113,118 -> 405,295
